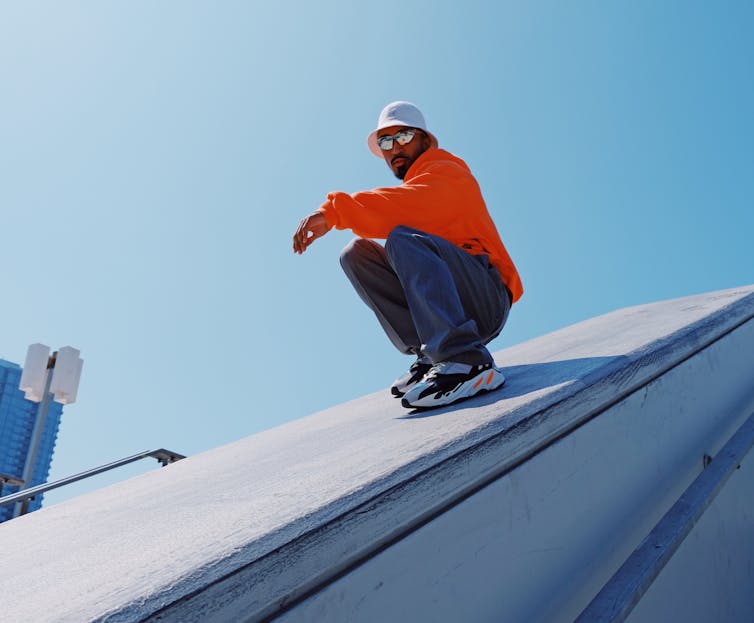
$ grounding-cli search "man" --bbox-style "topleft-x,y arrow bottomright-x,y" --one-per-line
293,101 -> 523,409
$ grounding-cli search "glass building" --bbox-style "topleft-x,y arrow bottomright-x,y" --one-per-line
0,358 -> 64,522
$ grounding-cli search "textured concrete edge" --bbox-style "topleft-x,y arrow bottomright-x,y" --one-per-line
574,409 -> 754,623
119,291 -> 754,622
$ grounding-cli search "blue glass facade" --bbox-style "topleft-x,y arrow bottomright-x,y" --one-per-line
0,358 -> 64,522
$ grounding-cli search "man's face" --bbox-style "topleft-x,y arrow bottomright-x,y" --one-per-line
377,125 -> 432,180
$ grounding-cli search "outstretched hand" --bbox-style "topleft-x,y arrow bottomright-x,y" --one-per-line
293,211 -> 331,254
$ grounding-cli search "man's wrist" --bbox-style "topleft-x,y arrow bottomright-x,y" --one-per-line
317,202 -> 333,228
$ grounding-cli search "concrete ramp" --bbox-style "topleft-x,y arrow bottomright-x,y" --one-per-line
2,286 -> 754,623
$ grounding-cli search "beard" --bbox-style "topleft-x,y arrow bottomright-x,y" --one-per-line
391,157 -> 411,180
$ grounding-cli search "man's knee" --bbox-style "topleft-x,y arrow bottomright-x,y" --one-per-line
385,225 -> 427,259
340,237 -> 379,271
386,225 -> 420,245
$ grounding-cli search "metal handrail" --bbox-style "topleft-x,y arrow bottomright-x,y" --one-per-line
0,449 -> 186,509
0,473 -> 25,498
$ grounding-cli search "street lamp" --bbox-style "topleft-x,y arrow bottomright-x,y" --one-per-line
15,344 -> 83,517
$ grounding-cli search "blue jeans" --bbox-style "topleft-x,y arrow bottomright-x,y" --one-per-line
340,226 -> 511,365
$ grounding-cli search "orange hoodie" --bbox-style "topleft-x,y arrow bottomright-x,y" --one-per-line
318,147 -> 523,303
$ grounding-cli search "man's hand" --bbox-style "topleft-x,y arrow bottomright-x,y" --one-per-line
293,211 -> 331,254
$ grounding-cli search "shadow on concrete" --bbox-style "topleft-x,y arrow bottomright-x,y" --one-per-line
398,356 -> 622,419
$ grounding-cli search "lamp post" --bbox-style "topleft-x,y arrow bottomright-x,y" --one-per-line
14,344 -> 83,517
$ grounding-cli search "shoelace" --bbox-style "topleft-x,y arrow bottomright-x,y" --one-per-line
425,361 -> 484,381
424,361 -> 455,380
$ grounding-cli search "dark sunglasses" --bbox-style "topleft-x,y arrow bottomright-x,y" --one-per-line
377,129 -> 420,151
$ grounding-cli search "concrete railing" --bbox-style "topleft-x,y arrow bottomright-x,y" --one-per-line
1,285 -> 753,623
576,409 -> 754,623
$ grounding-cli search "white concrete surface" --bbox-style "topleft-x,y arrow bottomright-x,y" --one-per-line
275,310 -> 754,623
1,285 -> 753,622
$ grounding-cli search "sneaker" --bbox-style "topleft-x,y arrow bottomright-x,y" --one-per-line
391,358 -> 432,397
401,361 -> 505,409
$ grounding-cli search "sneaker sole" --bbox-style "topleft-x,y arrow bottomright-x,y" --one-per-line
401,368 -> 505,410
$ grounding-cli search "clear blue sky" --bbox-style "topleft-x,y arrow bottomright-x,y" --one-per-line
1,2 -> 752,505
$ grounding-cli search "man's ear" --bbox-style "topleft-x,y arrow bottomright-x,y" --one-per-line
422,132 -> 432,150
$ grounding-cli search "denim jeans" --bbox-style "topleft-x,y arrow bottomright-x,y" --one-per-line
340,226 -> 511,365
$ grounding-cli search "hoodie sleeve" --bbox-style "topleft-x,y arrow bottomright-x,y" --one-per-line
318,159 -> 476,239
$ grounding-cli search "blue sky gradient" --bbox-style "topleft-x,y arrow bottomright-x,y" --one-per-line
1,1 -> 752,504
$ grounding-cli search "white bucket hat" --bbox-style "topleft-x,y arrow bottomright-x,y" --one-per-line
367,101 -> 439,158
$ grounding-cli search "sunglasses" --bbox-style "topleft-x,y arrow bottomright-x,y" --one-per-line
376,129 -> 420,151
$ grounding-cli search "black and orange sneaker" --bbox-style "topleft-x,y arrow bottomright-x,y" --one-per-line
391,357 -> 432,397
401,360 -> 505,409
